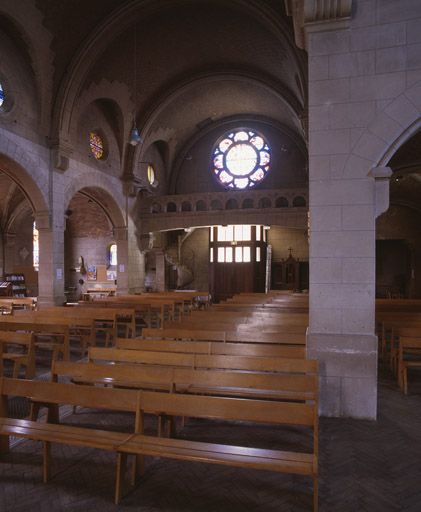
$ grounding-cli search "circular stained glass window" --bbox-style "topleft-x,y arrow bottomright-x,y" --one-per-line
212,129 -> 271,189
89,132 -> 104,160
0,83 -> 5,108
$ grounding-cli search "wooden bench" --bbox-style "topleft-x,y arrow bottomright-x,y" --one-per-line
88,347 -> 317,374
398,336 -> 421,394
0,377 -> 141,503
0,320 -> 74,361
0,331 -> 36,378
14,306 -> 136,352
52,360 -> 317,402
141,327 -> 306,344
116,390 -> 318,510
116,337 -> 306,359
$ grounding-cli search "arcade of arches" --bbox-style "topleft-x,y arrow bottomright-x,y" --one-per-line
0,0 -> 420,420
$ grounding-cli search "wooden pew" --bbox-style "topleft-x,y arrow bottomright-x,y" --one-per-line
0,320 -> 82,361
141,328 -> 306,345
88,347 -> 317,374
52,360 -> 317,402
15,306 -> 136,349
398,336 -> 421,394
0,297 -> 37,314
0,377 -> 141,504
0,331 -> 36,378
116,338 -> 306,359
116,390 -> 319,510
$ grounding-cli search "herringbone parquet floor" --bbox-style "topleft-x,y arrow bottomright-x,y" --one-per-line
1,366 -> 421,512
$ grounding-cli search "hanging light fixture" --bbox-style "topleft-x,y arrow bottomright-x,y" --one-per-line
129,22 -> 142,146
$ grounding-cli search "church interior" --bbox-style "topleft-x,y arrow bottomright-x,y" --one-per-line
0,0 -> 421,510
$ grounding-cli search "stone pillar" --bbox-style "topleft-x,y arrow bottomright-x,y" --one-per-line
287,0 -> 388,419
36,210 -> 65,306
114,226 -> 129,295
4,233 -> 16,274
155,250 -> 166,292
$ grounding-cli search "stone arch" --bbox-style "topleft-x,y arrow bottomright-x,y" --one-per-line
69,79 -> 132,158
181,201 -> 192,212
292,196 -> 306,207
343,80 -> 421,178
0,136 -> 48,214
276,196 -> 289,208
226,198 -> 238,210
166,202 -> 177,213
0,2 -> 54,132
195,199 -> 207,211
64,174 -> 126,229
52,0 -> 303,148
258,197 -> 272,208
210,199 -> 223,210
242,198 -> 254,209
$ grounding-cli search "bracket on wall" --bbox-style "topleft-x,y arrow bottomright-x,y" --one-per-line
49,139 -> 73,172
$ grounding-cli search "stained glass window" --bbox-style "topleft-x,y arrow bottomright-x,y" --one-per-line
0,83 -> 4,107
147,164 -> 155,185
89,132 -> 104,159
108,243 -> 117,266
212,129 -> 271,189
33,222 -> 39,271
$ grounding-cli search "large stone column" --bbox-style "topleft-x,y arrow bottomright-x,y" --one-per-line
287,0 -> 394,418
36,210 -> 65,306
114,226 -> 129,294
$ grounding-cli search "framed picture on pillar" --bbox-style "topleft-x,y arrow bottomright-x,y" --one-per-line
86,265 -> 97,281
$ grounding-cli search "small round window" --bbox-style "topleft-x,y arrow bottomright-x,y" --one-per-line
0,82 -> 4,108
212,129 -> 271,190
89,132 -> 104,160
147,164 -> 155,185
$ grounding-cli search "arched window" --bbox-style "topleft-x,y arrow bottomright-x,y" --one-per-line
147,164 -> 155,185
33,222 -> 39,271
89,132 -> 104,159
108,243 -> 117,266
212,129 -> 271,190
0,82 -> 4,108
293,196 -> 307,207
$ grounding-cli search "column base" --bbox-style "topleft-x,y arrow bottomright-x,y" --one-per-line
307,332 -> 378,420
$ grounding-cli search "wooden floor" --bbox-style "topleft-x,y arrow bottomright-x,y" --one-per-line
1,365 -> 420,511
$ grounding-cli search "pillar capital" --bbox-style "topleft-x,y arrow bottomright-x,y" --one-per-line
285,0 -> 353,49
369,166 -> 393,218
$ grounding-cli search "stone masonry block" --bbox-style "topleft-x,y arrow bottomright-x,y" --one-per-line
404,79 -> 421,109
310,230 -> 374,258
350,26 -> 377,51
350,72 -> 406,101
407,17 -> 421,44
340,375 -> 377,419
376,46 -> 407,73
309,78 -> 350,105
341,305 -> 375,333
309,55 -> 329,80
376,21 -> 407,47
368,110 -> 404,144
309,30 -> 350,56
309,257 -> 342,284
342,204 -> 375,230
407,43 -> 421,69
311,205 -> 342,231
352,131 -> 388,162
329,101 -> 376,129
329,51 -> 375,78
310,178 -> 373,207
309,129 -> 350,155
341,257 -> 375,284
